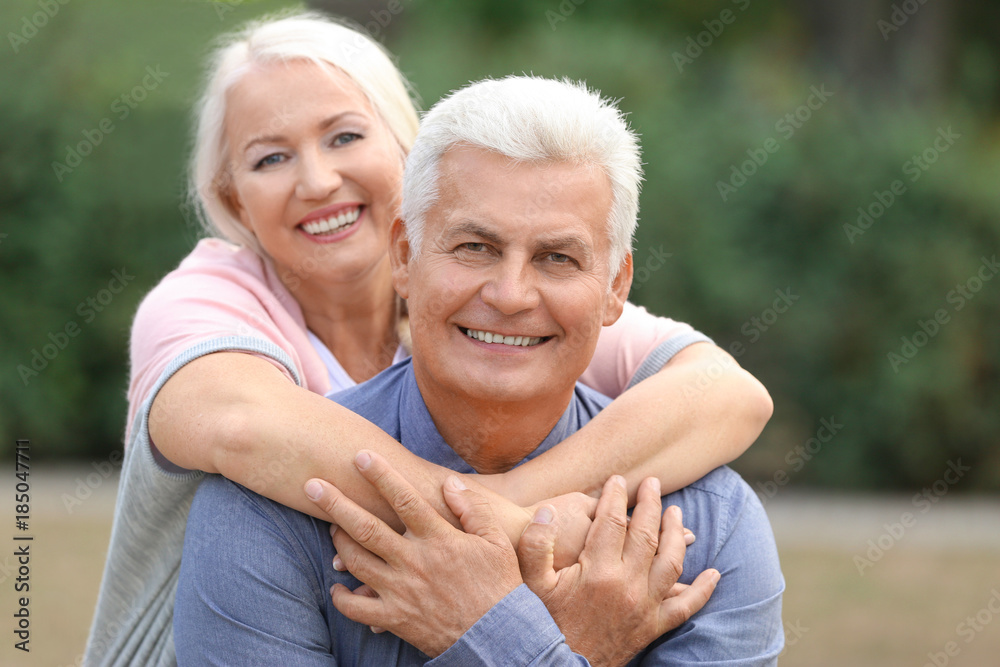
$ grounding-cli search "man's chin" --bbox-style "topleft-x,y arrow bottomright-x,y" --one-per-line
449,369 -> 566,406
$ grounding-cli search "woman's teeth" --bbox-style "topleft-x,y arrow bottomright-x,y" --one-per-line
465,328 -> 543,347
301,208 -> 361,235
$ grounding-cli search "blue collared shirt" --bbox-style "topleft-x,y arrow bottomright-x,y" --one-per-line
175,360 -> 784,665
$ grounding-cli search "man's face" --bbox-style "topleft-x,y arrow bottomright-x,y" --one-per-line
391,145 -> 632,409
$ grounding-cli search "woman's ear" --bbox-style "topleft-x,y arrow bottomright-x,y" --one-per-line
389,217 -> 411,299
603,252 -> 633,326
219,169 -> 252,231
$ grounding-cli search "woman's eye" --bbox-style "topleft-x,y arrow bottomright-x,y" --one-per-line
333,132 -> 362,146
254,153 -> 284,169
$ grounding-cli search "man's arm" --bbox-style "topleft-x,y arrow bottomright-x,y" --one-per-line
173,474 -> 338,666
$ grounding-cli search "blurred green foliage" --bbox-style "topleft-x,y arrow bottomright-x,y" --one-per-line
2,0 -> 998,491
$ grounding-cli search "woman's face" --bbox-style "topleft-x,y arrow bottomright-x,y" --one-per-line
222,59 -> 404,290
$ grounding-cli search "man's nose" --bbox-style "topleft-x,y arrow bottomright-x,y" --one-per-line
480,259 -> 540,315
295,150 -> 344,201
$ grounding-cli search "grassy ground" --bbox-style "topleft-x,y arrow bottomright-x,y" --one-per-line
2,471 -> 998,666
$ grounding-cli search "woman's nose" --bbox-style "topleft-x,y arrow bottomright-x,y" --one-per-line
295,150 -> 343,201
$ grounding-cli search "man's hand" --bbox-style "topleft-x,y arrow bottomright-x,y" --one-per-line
303,450 -> 523,657
518,475 -> 719,667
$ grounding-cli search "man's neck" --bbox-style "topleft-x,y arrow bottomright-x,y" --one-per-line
413,369 -> 574,474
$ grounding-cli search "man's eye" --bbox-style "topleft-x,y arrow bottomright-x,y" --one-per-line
547,253 -> 571,264
462,243 -> 486,252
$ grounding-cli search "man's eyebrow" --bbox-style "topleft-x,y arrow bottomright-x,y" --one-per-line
442,221 -> 506,246
537,236 -> 593,258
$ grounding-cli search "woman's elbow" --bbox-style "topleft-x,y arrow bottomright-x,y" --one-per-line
730,368 -> 773,447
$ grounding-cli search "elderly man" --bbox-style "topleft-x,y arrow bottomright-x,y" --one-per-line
174,76 -> 784,665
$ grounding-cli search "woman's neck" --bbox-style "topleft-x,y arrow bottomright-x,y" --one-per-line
294,261 -> 400,383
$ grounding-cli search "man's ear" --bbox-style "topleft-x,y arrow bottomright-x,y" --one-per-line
603,252 -> 633,326
389,217 -> 411,299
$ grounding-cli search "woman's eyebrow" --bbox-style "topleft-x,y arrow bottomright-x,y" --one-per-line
242,112 -> 367,153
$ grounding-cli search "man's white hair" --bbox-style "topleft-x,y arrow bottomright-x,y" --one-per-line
401,75 -> 642,273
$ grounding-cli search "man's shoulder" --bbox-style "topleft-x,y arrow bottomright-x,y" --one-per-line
572,381 -> 613,418
191,474 -> 329,555
678,465 -> 751,500
663,466 -> 775,568
666,466 -> 760,519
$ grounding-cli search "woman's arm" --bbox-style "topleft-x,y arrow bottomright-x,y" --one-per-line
488,342 -> 773,506
150,351 -> 529,532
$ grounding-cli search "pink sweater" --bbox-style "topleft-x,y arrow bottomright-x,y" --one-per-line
127,238 -> 702,442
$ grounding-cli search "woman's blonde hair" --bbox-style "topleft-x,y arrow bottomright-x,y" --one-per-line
188,10 -> 420,255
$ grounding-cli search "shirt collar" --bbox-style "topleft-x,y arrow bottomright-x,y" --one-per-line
398,363 -> 582,474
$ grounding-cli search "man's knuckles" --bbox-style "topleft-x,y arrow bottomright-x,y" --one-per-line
351,514 -> 384,546
628,522 -> 661,554
387,485 -> 425,519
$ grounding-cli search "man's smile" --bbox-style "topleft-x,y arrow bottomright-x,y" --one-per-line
459,326 -> 551,347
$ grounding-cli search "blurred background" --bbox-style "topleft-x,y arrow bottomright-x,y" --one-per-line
1,0 -> 998,665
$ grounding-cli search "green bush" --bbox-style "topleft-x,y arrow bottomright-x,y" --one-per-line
3,0 -> 997,491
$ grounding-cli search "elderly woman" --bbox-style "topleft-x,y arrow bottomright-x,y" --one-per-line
85,11 -> 772,666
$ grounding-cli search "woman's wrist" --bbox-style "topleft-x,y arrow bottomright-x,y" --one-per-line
461,474 -> 533,546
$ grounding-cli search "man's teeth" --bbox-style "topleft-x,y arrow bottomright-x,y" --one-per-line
301,208 -> 361,235
465,328 -> 543,347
